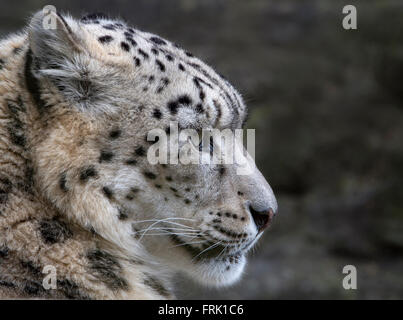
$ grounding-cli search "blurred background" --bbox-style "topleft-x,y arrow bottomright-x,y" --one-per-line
1,0 -> 403,299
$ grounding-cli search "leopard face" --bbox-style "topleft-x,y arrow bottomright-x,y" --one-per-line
27,11 -> 277,287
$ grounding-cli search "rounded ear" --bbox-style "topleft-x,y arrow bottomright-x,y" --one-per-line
28,10 -> 84,62
27,11 -> 98,111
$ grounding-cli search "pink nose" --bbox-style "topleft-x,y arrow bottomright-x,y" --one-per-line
250,206 -> 276,233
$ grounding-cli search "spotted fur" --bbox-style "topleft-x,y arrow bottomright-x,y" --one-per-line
0,11 -> 277,299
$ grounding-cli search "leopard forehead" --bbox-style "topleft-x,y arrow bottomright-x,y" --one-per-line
69,13 -> 247,130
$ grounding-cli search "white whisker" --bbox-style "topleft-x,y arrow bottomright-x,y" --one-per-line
192,241 -> 222,261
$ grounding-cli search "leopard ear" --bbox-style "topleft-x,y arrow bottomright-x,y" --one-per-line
28,9 -> 85,63
27,11 -> 101,111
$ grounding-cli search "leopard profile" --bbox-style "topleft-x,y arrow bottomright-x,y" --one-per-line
0,10 -> 277,299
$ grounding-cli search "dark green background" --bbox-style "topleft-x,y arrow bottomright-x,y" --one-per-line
1,0 -> 402,299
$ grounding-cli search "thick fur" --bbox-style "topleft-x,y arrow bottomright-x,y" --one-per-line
0,11 -> 277,299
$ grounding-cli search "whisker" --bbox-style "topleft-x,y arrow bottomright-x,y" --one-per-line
138,217 -> 201,241
192,241 -> 222,261
136,233 -> 201,237
217,243 -> 230,260
134,227 -> 198,233
170,240 -> 209,248
132,217 -> 196,225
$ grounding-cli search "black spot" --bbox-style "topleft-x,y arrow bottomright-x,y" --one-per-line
114,23 -> 124,28
81,13 -> 110,22
143,274 -> 170,297
103,24 -> 116,30
185,51 -> 194,57
225,212 -> 231,218
99,150 -> 114,163
165,54 -> 174,61
165,176 -> 173,182
165,126 -> 171,135
98,35 -> 113,44
170,187 -> 178,193
87,249 -> 128,290
59,172 -> 68,192
118,208 -> 128,220
167,101 -> 179,115
148,75 -> 155,83
102,186 -> 114,199
135,146 -> 146,157
150,37 -> 167,45
138,49 -> 149,59
0,58 -> 4,70
125,159 -> 137,166
161,77 -> 170,85
195,103 -> 204,113
184,199 -> 191,204
57,279 -> 91,300
178,95 -> 192,105
127,38 -> 137,47
23,165 -> 34,194
13,47 -> 22,55
157,77 -> 170,93
153,108 -> 162,119
21,260 -> 41,276
39,217 -> 73,244
155,59 -> 166,72
151,48 -> 159,55
144,171 -> 157,180
0,177 -> 12,205
213,99 -> 222,120
155,184 -> 162,189
185,187 -> 191,192
178,63 -> 185,71
7,103 -> 26,147
120,42 -> 130,52
109,129 -> 121,139
134,57 -> 141,66
0,246 -> 9,258
24,281 -> 44,296
219,166 -> 226,176
199,91 -> 206,101
0,280 -> 15,288
131,187 -> 140,194
80,166 -> 98,182
25,50 -> 48,113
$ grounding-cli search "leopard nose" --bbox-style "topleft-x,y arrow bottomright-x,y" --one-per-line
249,205 -> 276,233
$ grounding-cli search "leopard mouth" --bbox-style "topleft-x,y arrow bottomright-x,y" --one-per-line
169,233 -> 247,263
